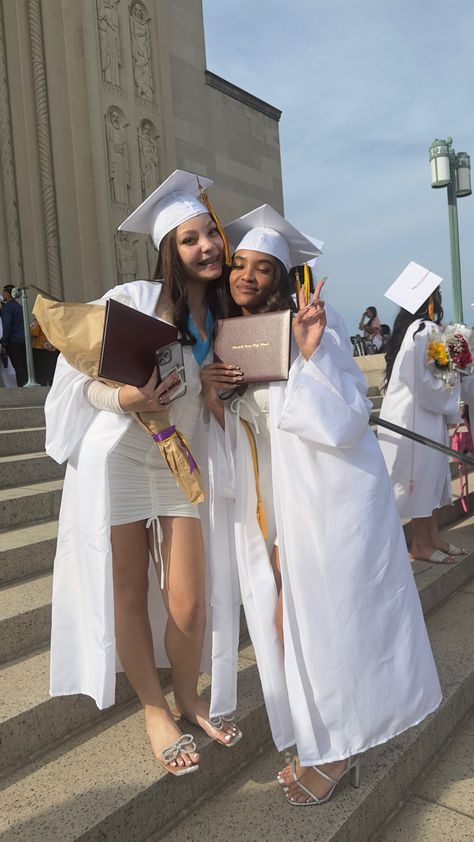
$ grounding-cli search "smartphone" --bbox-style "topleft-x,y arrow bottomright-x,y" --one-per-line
155,341 -> 186,401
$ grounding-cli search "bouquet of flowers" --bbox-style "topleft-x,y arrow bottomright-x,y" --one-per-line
446,332 -> 473,374
426,331 -> 457,388
426,327 -> 474,388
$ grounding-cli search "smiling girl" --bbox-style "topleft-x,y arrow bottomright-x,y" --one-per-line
45,170 -> 241,777
201,205 -> 441,807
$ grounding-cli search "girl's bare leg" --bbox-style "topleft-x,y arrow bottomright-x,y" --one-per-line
428,509 -> 453,553
111,521 -> 199,770
410,512 -> 455,561
270,545 -> 283,644
156,516 -> 238,744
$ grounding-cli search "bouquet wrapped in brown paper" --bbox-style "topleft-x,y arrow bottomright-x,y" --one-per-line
33,294 -> 205,504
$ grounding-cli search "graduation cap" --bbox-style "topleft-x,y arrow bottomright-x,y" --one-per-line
225,204 -> 323,272
384,261 -> 443,315
118,169 -> 223,254
304,234 -> 324,269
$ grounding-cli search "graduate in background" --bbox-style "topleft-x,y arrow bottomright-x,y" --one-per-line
201,206 -> 441,806
379,263 -> 464,564
44,170 -> 241,777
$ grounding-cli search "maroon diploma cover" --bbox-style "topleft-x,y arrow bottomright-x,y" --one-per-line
214,310 -> 292,383
98,298 -> 178,387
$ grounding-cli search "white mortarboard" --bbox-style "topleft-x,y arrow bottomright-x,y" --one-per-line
118,169 -> 213,249
225,205 -> 323,272
304,234 -> 324,269
384,261 -> 443,315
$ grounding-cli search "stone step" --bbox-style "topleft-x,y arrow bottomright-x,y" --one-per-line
0,573 -> 52,663
0,647 -> 161,776
0,386 -> 48,408
1,517 -> 473,792
0,645 -> 264,841
379,710 -> 474,839
0,427 -> 46,456
369,394 -> 383,411
0,520 -> 58,585
158,580 -> 474,842
0,452 -> 64,489
0,406 -> 45,431
2,578 -> 473,842
0,479 -> 62,530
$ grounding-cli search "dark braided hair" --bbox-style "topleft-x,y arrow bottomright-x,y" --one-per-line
384,287 -> 443,388
153,226 -> 228,343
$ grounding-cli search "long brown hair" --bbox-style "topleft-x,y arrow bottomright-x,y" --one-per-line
153,226 -> 228,343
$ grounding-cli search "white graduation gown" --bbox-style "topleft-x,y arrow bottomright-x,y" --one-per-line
45,280 -> 212,709
208,326 -> 442,765
378,320 -> 461,519
461,372 -> 474,419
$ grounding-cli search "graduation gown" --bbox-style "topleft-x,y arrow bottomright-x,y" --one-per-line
378,320 -> 461,519
208,326 -> 442,765
45,280 -> 212,709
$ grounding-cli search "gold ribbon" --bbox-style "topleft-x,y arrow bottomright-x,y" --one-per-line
240,418 -> 268,538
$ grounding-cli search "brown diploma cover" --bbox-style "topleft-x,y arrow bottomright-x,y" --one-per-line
214,310 -> 292,383
99,299 -> 178,387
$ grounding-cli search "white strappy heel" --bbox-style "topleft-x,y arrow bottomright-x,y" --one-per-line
284,756 -> 360,806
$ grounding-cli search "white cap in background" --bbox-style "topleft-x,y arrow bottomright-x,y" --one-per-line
384,261 -> 443,314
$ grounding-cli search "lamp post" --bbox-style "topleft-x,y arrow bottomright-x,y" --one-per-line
429,137 -> 471,324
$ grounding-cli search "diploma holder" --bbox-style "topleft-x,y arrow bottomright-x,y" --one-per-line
213,310 -> 292,384
98,298 -> 179,387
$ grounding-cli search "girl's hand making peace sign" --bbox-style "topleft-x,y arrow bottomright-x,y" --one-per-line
292,278 -> 327,360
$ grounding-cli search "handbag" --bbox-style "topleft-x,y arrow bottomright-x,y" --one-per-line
451,414 -> 474,513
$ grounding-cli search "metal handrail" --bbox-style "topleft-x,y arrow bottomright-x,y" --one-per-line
14,283 -> 62,303
9,284 -> 61,388
373,414 -> 474,468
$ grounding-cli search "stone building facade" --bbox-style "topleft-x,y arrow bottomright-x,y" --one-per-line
0,0 -> 282,302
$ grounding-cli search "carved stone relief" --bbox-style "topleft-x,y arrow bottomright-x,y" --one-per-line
106,107 -> 130,206
115,231 -> 137,282
147,238 -> 157,277
130,2 -> 153,101
98,0 -> 122,88
138,120 -> 159,198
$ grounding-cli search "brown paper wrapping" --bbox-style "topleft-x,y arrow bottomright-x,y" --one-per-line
33,294 -> 205,504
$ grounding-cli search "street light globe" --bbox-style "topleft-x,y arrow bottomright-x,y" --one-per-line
455,152 -> 472,198
429,139 -> 451,188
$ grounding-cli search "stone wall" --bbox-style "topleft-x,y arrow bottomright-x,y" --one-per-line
0,0 -> 283,302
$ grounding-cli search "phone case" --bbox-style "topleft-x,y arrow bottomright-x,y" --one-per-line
155,341 -> 187,401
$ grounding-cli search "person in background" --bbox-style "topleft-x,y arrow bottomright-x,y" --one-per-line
1,284 -> 27,386
358,306 -> 382,349
380,323 -> 391,351
379,269 -> 464,564
0,296 -> 18,388
30,319 -> 59,386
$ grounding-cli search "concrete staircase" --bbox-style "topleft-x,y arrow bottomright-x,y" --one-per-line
1,387 -> 473,842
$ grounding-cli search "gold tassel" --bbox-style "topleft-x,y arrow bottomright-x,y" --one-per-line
303,264 -> 311,306
295,267 -> 302,304
197,178 -> 232,266
427,295 -> 435,321
240,419 -> 268,538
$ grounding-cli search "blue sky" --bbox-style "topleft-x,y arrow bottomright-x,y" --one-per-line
202,0 -> 474,333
